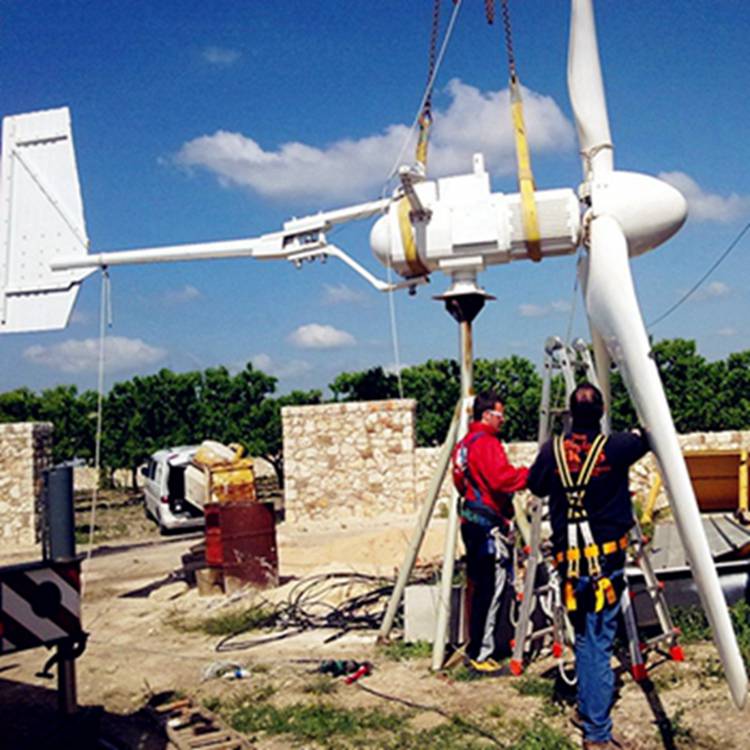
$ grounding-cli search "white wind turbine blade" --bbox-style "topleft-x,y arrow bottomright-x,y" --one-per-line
589,325 -> 612,424
569,0 -> 747,708
568,0 -> 612,179
583,215 -> 748,709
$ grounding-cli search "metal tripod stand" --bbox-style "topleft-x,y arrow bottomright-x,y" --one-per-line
378,274 -> 491,670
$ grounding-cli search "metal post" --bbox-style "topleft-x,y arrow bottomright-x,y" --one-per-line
44,464 -> 78,715
57,641 -> 78,715
431,286 -> 487,670
44,465 -> 76,562
378,399 -> 463,641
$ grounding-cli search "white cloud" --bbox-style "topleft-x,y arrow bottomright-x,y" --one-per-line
163,284 -> 202,305
717,327 -> 737,337
287,323 -> 356,349
322,283 -> 369,306
202,46 -> 241,67
691,280 -> 730,301
251,352 -> 312,378
518,299 -> 572,318
175,78 -> 574,203
23,337 -> 166,374
659,172 -> 750,223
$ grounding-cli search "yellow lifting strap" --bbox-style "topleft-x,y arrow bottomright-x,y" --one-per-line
397,198 -> 430,277
499,0 -> 542,262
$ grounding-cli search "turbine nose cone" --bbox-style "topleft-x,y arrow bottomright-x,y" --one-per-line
369,214 -> 392,268
598,171 -> 688,257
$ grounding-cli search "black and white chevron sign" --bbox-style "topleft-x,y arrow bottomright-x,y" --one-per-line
0,559 -> 82,654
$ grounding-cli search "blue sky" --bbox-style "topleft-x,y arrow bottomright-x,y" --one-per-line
1,1 -> 749,396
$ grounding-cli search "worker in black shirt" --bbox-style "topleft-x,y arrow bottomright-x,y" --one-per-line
527,382 -> 649,750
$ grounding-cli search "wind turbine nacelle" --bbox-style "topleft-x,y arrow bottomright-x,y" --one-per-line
369,159 -> 581,280
589,170 -> 688,258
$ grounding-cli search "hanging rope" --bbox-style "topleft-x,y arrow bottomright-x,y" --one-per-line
84,267 -> 111,593
500,0 -> 542,262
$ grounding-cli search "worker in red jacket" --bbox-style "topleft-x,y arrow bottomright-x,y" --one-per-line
452,389 -> 529,674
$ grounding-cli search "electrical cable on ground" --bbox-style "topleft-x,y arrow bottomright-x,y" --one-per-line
647,221 -> 750,329
213,569 -> 441,652
355,682 -> 503,747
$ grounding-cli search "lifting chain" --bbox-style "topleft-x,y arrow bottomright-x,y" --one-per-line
416,0 -> 442,172
499,0 -> 517,81
485,0 -> 495,25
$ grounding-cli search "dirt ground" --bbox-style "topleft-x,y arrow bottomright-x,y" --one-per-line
1,495 -> 749,749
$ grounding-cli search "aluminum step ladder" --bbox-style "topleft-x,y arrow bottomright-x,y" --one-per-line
510,337 -> 682,681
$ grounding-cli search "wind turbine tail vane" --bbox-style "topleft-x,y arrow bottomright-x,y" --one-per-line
0,107 -> 94,333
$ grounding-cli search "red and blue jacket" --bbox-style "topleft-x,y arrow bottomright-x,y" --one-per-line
452,422 -> 529,527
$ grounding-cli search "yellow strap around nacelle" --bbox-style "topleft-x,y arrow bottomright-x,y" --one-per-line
397,197 -> 429,278
510,77 -> 542,262
415,112 -> 431,173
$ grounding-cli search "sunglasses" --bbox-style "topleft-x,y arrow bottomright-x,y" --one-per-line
486,409 -> 505,419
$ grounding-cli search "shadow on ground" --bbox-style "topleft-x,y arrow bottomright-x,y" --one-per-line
0,676 -> 166,750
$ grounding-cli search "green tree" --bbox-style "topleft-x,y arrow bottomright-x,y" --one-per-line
716,351 -> 750,430
0,387 -> 40,423
401,359 -> 461,445
38,385 -> 98,464
329,367 -> 399,402
102,369 -> 202,485
474,356 -> 542,441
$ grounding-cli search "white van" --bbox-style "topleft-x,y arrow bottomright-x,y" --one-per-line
141,446 -> 204,533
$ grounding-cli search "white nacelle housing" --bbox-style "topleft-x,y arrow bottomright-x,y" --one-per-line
370,156 -> 581,279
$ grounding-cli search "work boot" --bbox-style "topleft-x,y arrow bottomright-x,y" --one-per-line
466,657 -> 510,677
609,732 -> 635,749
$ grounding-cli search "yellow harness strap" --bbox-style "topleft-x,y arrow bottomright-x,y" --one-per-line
552,433 -> 610,611
510,76 -> 542,262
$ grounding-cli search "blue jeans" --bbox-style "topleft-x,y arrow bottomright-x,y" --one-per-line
572,574 -> 622,743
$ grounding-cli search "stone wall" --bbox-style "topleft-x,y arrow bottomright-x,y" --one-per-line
283,399 -> 750,523
282,400 -> 417,523
0,422 -> 53,549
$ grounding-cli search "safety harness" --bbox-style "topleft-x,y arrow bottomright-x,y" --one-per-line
454,432 -> 511,530
552,434 -> 625,613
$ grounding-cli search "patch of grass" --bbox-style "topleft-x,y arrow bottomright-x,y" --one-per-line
673,600 -> 750,669
379,639 -> 432,661
668,707 -> 694,743
651,666 -> 682,692
486,703 -> 505,718
729,599 -> 750,668
228,701 -> 404,744
165,605 -> 274,636
450,665 -> 482,682
302,676 -> 340,696
508,719 -> 577,750
672,605 -> 711,643
511,675 -> 555,699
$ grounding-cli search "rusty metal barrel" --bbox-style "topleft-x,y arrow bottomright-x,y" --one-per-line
204,501 -> 278,588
